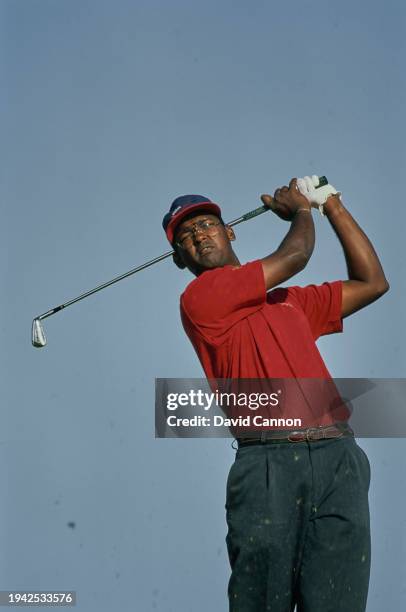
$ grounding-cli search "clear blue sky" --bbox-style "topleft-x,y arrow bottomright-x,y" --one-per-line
3,1 -> 405,610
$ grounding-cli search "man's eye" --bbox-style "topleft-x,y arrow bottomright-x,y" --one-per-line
178,232 -> 192,242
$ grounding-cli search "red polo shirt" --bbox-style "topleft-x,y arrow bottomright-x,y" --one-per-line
180,259 -> 347,427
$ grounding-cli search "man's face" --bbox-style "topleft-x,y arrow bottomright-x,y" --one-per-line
173,212 -> 236,275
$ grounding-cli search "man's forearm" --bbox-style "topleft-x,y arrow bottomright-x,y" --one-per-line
261,208 -> 315,290
277,208 -> 315,266
324,196 -> 388,289
260,180 -> 315,290
261,208 -> 314,290
324,195 -> 389,316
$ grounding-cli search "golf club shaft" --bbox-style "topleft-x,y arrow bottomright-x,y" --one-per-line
33,174 -> 328,336
35,204 -> 270,322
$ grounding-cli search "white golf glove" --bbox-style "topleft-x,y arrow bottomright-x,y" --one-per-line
297,175 -> 341,216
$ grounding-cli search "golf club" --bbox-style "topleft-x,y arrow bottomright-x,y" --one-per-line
32,177 -> 328,348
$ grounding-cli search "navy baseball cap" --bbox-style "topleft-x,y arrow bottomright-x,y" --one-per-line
163,194 -> 222,244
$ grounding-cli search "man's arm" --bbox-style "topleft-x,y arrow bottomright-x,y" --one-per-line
260,178 -> 315,291
324,195 -> 389,317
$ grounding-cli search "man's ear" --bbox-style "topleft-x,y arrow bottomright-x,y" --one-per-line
172,250 -> 186,269
225,225 -> 236,242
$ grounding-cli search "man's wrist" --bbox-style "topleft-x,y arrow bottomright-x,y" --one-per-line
294,204 -> 312,215
323,194 -> 344,217
291,207 -> 312,221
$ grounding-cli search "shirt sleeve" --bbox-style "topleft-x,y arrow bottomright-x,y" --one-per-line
180,259 -> 266,341
286,281 -> 343,340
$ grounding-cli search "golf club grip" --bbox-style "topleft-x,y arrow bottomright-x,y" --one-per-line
230,176 -> 328,226
240,205 -> 268,222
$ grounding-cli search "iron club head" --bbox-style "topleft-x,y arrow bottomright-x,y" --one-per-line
32,318 -> 47,348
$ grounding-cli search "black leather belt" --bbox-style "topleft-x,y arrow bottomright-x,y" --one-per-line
237,423 -> 353,447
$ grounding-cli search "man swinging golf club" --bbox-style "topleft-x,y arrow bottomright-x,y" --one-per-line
162,175 -> 389,612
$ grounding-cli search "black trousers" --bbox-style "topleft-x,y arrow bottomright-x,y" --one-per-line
225,435 -> 371,612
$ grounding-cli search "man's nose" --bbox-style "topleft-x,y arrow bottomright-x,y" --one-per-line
192,227 -> 207,242
193,227 -> 206,244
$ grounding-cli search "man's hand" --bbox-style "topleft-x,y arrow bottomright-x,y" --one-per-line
297,175 -> 341,214
261,178 -> 311,221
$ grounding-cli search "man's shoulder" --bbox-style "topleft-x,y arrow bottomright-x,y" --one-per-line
181,266 -> 224,302
181,262 -> 253,300
180,260 -> 264,317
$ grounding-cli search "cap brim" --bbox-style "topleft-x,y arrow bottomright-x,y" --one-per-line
166,202 -> 222,244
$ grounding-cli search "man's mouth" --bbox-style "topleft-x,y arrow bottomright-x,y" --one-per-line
198,244 -> 215,255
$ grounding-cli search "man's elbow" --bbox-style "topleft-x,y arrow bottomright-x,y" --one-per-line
372,278 -> 390,300
291,250 -> 312,273
379,279 -> 390,295
279,251 -> 310,278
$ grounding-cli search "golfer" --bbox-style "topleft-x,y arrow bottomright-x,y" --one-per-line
162,176 -> 388,612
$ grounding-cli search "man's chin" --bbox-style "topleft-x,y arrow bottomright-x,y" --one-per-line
199,250 -> 223,267
193,254 -> 223,274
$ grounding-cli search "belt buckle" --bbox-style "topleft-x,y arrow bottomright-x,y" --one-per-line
288,430 -> 306,442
